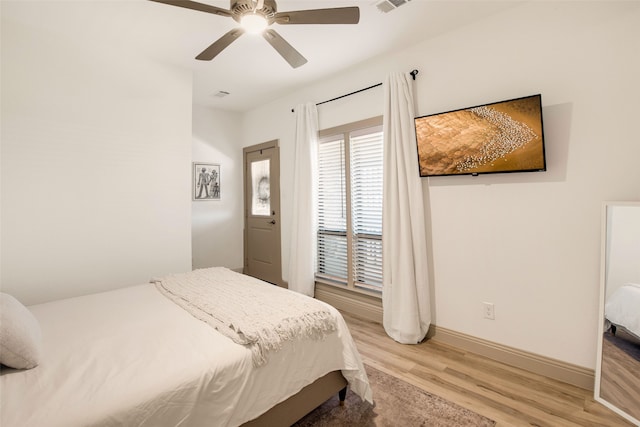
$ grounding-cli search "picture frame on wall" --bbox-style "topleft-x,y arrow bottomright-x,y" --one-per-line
193,163 -> 220,201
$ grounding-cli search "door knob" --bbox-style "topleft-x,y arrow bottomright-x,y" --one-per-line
269,220 -> 276,225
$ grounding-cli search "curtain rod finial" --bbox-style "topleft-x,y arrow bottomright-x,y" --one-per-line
410,69 -> 419,80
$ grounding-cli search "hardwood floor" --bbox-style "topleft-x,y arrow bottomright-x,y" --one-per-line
600,331 -> 640,422
342,312 -> 636,426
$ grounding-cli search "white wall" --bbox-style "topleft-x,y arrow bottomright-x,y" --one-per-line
192,105 -> 244,270
1,12 -> 193,305
606,204 -> 640,299
242,1 -> 640,369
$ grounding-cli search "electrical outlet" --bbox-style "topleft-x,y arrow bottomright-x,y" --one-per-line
483,302 -> 495,320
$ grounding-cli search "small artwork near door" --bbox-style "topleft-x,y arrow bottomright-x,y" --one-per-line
193,163 -> 220,200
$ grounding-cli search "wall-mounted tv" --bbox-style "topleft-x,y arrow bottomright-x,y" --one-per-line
414,94 -> 546,177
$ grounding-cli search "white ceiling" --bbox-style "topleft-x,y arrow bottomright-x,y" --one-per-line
3,0 -> 521,112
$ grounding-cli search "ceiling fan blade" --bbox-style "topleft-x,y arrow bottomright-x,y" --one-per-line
196,28 -> 245,60
148,0 -> 232,17
262,29 -> 308,68
274,7 -> 360,25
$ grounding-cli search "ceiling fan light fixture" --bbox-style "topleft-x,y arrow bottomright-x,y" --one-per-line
241,13 -> 268,34
151,0 -> 361,67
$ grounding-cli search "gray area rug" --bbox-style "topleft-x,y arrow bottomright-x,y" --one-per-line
605,329 -> 640,361
293,364 -> 496,426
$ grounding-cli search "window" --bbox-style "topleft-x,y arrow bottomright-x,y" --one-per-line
316,117 -> 383,294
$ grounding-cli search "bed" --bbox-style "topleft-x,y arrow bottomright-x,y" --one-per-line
0,267 -> 372,427
605,283 -> 640,341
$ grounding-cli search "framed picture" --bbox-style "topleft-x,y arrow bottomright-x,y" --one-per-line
193,163 -> 220,201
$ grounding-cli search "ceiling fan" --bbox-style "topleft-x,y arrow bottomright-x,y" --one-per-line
149,0 -> 360,68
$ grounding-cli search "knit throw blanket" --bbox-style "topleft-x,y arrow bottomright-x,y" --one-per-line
152,267 -> 337,367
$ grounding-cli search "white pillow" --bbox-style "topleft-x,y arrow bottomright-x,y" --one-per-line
0,292 -> 43,369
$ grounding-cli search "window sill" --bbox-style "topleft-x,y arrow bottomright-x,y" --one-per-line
314,277 -> 382,299
314,281 -> 382,324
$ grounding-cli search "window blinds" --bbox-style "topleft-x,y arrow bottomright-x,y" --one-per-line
317,138 -> 348,283
350,131 -> 383,290
316,127 -> 383,291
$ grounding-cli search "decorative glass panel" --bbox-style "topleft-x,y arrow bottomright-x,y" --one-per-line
251,159 -> 270,216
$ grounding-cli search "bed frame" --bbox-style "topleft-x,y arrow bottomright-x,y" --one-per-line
242,371 -> 348,426
609,322 -> 640,343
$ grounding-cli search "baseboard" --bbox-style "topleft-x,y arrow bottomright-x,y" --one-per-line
431,326 -> 595,391
315,284 -> 594,391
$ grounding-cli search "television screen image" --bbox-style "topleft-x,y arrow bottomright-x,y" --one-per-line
414,94 -> 546,177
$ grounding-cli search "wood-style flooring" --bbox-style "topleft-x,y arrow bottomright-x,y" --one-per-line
342,312 -> 636,427
600,331 -> 640,422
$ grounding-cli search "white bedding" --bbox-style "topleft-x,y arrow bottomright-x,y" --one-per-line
0,280 -> 372,427
605,283 -> 640,339
153,268 -> 338,367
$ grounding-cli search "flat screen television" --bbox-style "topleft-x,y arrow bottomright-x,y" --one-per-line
414,94 -> 546,177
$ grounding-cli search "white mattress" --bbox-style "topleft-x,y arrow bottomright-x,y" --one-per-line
605,283 -> 640,339
0,283 -> 371,427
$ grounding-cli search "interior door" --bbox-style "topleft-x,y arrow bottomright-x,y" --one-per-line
243,141 -> 283,286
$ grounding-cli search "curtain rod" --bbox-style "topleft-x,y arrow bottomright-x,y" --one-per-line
291,69 -> 419,113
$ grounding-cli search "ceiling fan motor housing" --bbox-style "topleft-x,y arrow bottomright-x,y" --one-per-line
231,0 -> 277,23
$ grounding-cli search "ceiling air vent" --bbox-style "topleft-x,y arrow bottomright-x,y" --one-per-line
212,90 -> 230,98
375,0 -> 411,13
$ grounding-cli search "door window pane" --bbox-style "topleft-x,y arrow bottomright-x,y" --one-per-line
251,159 -> 270,216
